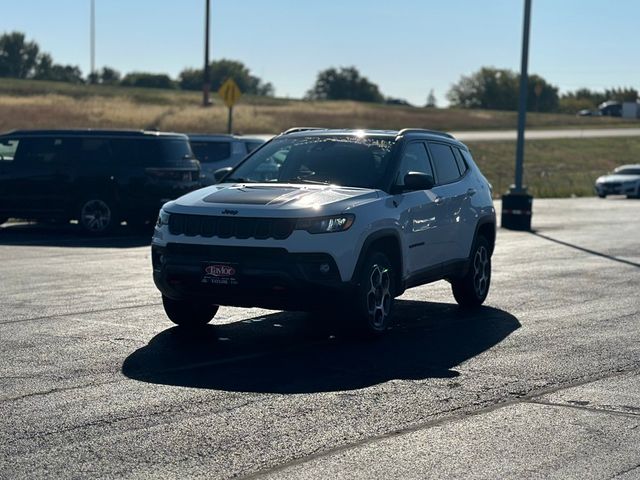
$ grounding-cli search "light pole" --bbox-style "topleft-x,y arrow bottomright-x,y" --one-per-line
202,0 -> 211,106
501,0 -> 534,231
90,0 -> 96,83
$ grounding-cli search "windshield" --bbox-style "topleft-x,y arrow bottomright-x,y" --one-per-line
614,167 -> 640,175
225,135 -> 396,189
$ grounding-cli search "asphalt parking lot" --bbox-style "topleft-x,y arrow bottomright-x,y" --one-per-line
1,197 -> 639,479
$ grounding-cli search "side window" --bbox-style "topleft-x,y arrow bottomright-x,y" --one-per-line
231,141 -> 245,155
109,139 -> 136,165
428,143 -> 460,185
245,141 -> 263,153
78,138 -> 112,164
0,138 -> 19,162
19,138 -> 68,166
452,148 -> 468,175
396,142 -> 433,186
190,141 -> 231,163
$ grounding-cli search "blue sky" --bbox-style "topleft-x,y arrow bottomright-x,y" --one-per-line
3,0 -> 639,105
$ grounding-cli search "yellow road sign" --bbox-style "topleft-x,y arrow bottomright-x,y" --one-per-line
218,78 -> 242,108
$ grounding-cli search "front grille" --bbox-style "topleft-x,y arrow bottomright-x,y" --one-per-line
168,213 -> 296,239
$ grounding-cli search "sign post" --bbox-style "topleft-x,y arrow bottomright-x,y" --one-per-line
218,78 -> 242,134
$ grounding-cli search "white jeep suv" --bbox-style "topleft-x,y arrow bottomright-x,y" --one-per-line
152,128 -> 496,335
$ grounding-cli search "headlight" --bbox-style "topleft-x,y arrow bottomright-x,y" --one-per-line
296,214 -> 355,234
156,209 -> 170,228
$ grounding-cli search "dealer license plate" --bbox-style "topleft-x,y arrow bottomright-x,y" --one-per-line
201,263 -> 239,286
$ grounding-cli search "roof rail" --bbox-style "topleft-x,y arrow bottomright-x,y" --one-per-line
281,127 -> 327,135
0,128 -> 185,138
397,128 -> 455,140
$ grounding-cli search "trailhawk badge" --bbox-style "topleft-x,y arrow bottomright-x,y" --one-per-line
202,263 -> 239,285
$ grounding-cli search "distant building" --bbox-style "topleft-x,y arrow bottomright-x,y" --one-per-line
622,102 -> 640,119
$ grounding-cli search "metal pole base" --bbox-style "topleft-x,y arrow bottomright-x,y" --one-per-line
501,188 -> 533,231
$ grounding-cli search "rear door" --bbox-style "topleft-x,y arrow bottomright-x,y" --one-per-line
427,142 -> 473,261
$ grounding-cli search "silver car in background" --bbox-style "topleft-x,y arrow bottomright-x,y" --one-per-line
188,134 -> 265,185
595,164 -> 640,198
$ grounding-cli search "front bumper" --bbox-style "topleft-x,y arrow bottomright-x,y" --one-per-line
152,243 -> 355,310
596,182 -> 638,196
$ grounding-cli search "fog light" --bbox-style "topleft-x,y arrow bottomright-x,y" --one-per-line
319,263 -> 330,274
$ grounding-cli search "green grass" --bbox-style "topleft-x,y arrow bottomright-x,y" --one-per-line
466,137 -> 640,198
0,77 -> 637,133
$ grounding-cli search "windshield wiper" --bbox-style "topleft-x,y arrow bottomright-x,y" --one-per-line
288,176 -> 330,185
224,177 -> 255,183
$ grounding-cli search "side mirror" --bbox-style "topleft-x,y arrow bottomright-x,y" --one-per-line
403,171 -> 435,191
213,167 -> 233,183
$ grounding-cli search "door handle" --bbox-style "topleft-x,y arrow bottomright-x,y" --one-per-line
467,188 -> 477,196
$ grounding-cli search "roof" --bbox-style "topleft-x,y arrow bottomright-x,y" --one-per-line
280,127 -> 460,143
187,133 -> 265,142
0,129 -> 187,138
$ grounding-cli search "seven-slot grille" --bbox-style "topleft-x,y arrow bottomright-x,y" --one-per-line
168,213 -> 296,239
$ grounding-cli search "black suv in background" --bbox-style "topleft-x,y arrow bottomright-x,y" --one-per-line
0,130 -> 201,234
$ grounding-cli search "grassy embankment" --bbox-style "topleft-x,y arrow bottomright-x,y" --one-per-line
1,78 -> 638,197
467,137 -> 640,197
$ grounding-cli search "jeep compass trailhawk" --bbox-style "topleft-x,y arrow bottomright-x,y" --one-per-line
152,128 -> 496,335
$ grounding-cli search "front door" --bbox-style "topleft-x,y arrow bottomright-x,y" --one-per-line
393,141 -> 446,277
1,136 -> 73,217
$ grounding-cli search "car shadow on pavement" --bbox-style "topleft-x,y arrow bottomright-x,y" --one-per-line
0,222 -> 152,248
122,300 -> 520,394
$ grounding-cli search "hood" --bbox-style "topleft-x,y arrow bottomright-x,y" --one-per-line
597,174 -> 640,183
166,183 -> 381,216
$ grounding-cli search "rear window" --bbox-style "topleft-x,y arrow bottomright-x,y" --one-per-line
190,141 -> 231,163
452,148 -> 468,175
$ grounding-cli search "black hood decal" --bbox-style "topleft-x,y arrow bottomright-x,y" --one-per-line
203,186 -> 299,205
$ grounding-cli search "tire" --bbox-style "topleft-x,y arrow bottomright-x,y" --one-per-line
353,251 -> 395,336
597,193 -> 606,198
78,198 -> 117,235
451,236 -> 491,308
162,295 -> 218,328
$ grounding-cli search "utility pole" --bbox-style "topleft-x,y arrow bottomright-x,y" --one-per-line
202,0 -> 211,106
501,0 -> 534,231
90,0 -> 96,83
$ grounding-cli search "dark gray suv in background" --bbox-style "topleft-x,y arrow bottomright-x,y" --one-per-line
0,129 -> 201,234
188,134 -> 265,185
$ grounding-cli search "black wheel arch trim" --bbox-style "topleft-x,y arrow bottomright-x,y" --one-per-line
471,215 -> 496,257
351,228 -> 404,290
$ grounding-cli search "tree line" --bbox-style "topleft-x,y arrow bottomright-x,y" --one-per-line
0,31 -> 273,95
446,67 -> 638,113
1,31 -> 637,111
